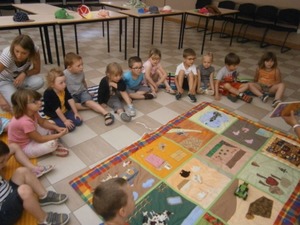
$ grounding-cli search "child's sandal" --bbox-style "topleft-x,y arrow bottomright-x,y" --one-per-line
34,165 -> 54,178
104,113 -> 114,126
240,94 -> 253,103
53,144 -> 69,157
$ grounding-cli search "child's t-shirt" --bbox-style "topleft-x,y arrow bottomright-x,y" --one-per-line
143,60 -> 161,76
123,70 -> 144,89
175,63 -> 197,76
64,69 -> 86,95
198,64 -> 215,85
216,66 -> 238,83
257,68 -> 277,86
0,176 -> 12,203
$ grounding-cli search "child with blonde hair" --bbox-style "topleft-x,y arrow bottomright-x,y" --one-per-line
43,68 -> 82,132
64,52 -> 114,126
8,88 -> 69,158
249,52 -> 285,107
197,52 -> 215,95
143,48 -> 175,95
97,62 -> 135,122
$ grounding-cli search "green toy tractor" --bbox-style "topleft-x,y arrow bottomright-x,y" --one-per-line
234,182 -> 249,200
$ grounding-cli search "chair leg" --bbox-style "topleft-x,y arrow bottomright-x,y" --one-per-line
281,32 -> 291,53
220,20 -> 230,38
260,28 -> 270,48
237,24 -> 250,43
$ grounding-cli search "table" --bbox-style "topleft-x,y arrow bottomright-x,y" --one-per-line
119,9 -> 185,57
100,1 -> 132,10
13,3 -> 128,64
182,8 -> 239,54
0,14 -> 59,65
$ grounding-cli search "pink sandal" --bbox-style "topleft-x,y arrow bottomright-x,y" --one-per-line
53,144 -> 69,157
34,165 -> 54,178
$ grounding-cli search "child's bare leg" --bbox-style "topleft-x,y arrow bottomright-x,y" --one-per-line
175,72 -> 185,94
248,83 -> 263,97
17,184 -> 47,223
129,91 -> 149,100
75,103 -> 89,111
85,100 -> 109,115
269,83 -> 285,100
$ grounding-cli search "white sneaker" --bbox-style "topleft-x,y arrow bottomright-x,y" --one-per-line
127,105 -> 136,117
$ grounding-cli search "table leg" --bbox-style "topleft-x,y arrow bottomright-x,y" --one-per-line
160,17 -> 164,44
52,25 -> 60,66
60,25 -> 66,57
133,18 -> 135,48
43,26 -> 53,64
230,13 -> 237,46
151,17 -> 155,45
181,13 -> 188,48
107,21 -> 110,52
119,19 -> 122,52
74,24 -> 79,54
39,27 -> 47,64
137,18 -> 140,57
125,18 -> 127,60
178,13 -> 184,49
202,17 -> 209,55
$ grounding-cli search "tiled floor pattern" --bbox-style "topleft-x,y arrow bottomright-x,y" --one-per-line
0,14 -> 300,225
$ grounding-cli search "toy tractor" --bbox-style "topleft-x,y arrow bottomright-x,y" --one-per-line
234,182 -> 249,200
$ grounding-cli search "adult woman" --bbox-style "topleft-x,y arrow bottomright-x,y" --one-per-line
0,34 -> 44,112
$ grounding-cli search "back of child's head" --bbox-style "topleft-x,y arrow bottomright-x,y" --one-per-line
0,140 -> 10,157
46,67 -> 65,89
10,34 -> 35,61
64,52 -> 82,68
183,48 -> 196,58
128,56 -> 142,68
203,52 -> 213,62
106,62 -> 123,78
224,52 -> 240,66
11,88 -> 42,119
258,52 -> 277,69
148,48 -> 161,58
93,177 -> 128,221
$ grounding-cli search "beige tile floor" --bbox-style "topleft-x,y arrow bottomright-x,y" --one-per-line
1,13 -> 300,225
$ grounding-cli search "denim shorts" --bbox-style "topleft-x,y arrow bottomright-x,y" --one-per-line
72,90 -> 93,105
0,181 -> 23,225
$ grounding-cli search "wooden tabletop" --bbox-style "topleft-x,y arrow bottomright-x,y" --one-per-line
0,14 -> 57,28
100,1 -> 133,10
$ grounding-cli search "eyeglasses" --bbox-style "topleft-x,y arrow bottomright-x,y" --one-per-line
28,99 -> 42,104
131,66 -> 144,70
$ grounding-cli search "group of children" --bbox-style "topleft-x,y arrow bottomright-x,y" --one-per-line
0,34 -> 287,225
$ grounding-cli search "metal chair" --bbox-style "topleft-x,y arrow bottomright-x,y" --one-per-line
0,0 -> 16,16
262,8 -> 300,53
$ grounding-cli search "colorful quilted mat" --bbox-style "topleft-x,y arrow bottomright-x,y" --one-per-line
70,102 -> 300,225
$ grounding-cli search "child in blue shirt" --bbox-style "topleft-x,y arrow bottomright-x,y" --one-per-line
123,56 -> 154,100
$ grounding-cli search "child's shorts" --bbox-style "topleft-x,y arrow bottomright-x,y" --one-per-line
0,117 -> 10,135
72,90 -> 93,105
0,181 -> 23,225
107,94 -> 123,113
219,82 -> 242,95
127,85 -> 150,94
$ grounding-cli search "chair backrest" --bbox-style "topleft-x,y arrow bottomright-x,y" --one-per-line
238,3 -> 256,19
20,0 -> 40,2
276,9 -> 300,27
255,5 -> 278,23
195,0 -> 212,9
1,0 -> 15,3
218,0 -> 236,10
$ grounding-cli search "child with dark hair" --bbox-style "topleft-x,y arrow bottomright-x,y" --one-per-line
215,52 -> 252,103
92,177 -> 135,225
0,141 -> 69,225
123,56 -> 154,100
249,52 -> 285,107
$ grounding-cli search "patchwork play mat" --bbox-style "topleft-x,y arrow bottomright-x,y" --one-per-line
70,102 -> 300,225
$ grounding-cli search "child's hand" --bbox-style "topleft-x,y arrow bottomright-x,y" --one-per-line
64,119 -> 75,130
89,92 -> 95,97
56,127 -> 68,136
74,112 -> 82,121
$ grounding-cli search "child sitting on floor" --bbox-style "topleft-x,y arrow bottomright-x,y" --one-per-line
43,68 -> 82,132
8,89 -> 69,158
175,48 -> 198,103
64,52 -> 114,126
143,48 -> 175,95
93,177 -> 135,225
0,141 -> 69,225
123,56 -> 154,100
249,51 -> 285,107
98,62 -> 135,122
197,52 -> 215,96
215,52 -> 252,103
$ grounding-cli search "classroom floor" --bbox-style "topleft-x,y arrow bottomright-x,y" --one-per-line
0,15 -> 300,225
